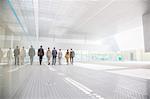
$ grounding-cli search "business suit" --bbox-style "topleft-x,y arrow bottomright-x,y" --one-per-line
38,47 -> 44,65
52,48 -> 57,65
14,47 -> 20,65
28,46 -> 35,65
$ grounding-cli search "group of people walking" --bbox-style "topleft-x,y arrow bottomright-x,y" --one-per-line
65,49 -> 75,65
1,45 -> 75,66
37,46 -> 75,65
0,47 -> 26,65
13,46 -> 28,65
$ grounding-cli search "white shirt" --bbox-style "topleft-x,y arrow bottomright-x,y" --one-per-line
58,51 -> 62,58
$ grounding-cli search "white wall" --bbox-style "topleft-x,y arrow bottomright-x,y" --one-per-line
114,27 -> 144,51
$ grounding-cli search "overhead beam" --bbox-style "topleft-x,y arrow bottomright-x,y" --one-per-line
33,0 -> 39,40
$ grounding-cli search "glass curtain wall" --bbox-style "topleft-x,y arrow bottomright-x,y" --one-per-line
0,0 -> 35,65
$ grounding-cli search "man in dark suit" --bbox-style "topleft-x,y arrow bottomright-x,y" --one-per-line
70,49 -> 75,64
52,47 -> 57,65
14,46 -> 20,65
38,46 -> 44,65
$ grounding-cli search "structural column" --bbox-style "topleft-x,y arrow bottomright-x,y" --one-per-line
143,13 -> 150,52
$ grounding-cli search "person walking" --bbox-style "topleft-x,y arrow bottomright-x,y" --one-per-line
14,46 -> 20,65
46,47 -> 51,65
58,49 -> 62,65
7,48 -> 13,65
52,47 -> 57,65
20,47 -> 26,65
70,49 -> 75,64
65,49 -> 70,65
0,48 -> 3,63
28,45 -> 35,65
38,46 -> 44,65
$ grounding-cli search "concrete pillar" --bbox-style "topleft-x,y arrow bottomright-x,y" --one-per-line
143,13 -> 150,52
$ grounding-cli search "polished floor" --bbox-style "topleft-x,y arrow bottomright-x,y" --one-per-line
0,62 -> 150,99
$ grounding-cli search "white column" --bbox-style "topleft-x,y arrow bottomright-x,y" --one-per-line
143,13 -> 150,52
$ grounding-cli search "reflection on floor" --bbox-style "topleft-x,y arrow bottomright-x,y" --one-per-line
0,62 -> 150,99
108,69 -> 150,79
74,63 -> 127,70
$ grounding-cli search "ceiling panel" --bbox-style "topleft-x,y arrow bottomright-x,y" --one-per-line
74,0 -> 146,39
0,0 -> 149,42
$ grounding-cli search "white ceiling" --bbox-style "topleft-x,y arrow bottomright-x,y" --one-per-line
0,0 -> 149,41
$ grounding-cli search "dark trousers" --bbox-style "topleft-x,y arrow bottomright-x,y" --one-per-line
70,57 -> 74,64
30,56 -> 34,65
52,56 -> 56,65
15,56 -> 19,65
39,56 -> 43,65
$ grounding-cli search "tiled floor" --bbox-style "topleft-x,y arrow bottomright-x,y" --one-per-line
0,62 -> 150,99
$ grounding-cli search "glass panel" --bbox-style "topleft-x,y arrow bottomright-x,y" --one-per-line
0,0 -> 35,65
